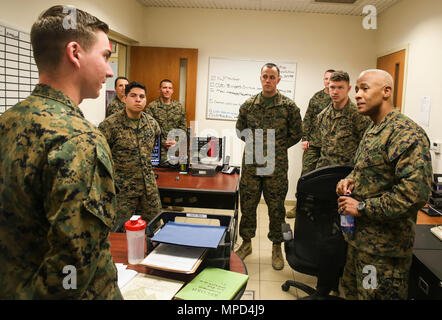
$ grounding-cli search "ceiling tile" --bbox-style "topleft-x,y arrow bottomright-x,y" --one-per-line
137,0 -> 400,16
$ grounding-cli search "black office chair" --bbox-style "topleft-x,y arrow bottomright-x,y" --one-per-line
281,165 -> 353,300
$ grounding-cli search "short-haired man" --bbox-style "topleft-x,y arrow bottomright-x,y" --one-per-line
235,63 -> 302,270
287,71 -> 370,296
0,6 -> 122,299
337,69 -> 432,300
99,81 -> 162,224
106,76 -> 129,118
308,71 -> 371,169
146,79 -> 187,165
286,69 -> 334,218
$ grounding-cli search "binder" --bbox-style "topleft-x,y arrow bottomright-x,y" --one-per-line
174,267 -> 249,300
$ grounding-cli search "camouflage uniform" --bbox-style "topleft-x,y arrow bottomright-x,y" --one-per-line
341,109 -> 432,300
0,84 -> 122,299
301,89 -> 332,174
106,96 -> 125,118
99,109 -> 162,224
146,99 -> 187,164
236,92 -> 302,243
309,99 -> 371,169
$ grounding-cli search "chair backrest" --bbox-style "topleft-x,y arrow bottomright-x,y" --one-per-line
292,165 -> 353,269
296,165 -> 354,202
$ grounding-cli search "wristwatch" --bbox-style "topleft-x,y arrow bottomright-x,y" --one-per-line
357,201 -> 366,214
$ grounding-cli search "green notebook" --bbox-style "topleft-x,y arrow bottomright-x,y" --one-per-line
174,267 -> 249,300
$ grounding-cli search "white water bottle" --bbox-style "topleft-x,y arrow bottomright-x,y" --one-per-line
124,215 -> 146,264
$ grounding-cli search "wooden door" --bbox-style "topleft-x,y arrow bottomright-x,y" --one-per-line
376,49 -> 406,112
129,46 -> 198,126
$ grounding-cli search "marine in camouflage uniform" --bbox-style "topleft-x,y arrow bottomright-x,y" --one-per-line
340,109 -> 432,299
301,89 -> 332,174
99,109 -> 162,224
236,91 -> 302,244
106,96 -> 126,118
146,98 -> 187,165
287,72 -> 333,218
0,84 -> 122,299
309,98 -> 371,169
337,70 -> 432,300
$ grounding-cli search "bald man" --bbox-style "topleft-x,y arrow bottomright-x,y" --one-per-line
336,69 -> 432,300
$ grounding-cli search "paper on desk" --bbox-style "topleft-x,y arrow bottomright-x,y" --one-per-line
120,273 -> 184,300
140,243 -> 206,273
115,263 -> 138,289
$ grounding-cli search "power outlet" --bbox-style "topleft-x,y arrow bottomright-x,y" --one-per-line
431,141 -> 441,154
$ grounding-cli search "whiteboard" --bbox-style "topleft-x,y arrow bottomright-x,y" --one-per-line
206,57 -> 297,121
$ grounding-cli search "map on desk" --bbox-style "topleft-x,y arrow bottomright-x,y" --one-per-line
151,221 -> 226,248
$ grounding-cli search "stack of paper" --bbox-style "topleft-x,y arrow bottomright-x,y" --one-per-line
121,273 -> 184,300
174,267 -> 249,300
115,263 -> 138,289
140,243 -> 207,274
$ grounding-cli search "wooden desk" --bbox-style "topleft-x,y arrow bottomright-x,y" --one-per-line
154,167 -> 240,209
154,167 -> 240,244
417,210 -> 442,225
155,167 -> 239,194
109,232 -> 247,283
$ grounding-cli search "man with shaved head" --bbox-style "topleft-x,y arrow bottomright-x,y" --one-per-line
336,69 -> 432,299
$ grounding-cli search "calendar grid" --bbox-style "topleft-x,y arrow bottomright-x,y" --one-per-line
0,23 -> 39,115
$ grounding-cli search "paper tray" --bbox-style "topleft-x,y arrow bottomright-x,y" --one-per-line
151,221 -> 226,248
146,211 -> 233,270
140,243 -> 207,274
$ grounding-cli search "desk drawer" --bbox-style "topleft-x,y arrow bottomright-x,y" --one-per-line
409,250 -> 442,300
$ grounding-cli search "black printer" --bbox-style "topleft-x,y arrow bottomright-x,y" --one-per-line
425,174 -> 442,216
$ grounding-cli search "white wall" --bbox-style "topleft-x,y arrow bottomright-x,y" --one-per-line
377,0 -> 442,173
0,0 -> 144,126
5,2 -> 439,200
142,7 -> 378,201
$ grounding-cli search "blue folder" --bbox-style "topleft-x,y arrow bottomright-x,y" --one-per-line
151,222 -> 227,248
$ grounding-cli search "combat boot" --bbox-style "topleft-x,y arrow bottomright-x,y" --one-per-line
272,243 -> 284,270
286,206 -> 296,218
235,240 -> 252,260
331,290 -> 341,297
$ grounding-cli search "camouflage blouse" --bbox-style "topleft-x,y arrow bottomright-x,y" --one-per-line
0,84 -> 122,299
345,109 -> 432,258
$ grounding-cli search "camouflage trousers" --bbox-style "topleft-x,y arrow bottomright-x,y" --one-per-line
116,189 -> 161,224
301,145 -> 320,175
239,170 -> 288,243
341,244 -> 412,300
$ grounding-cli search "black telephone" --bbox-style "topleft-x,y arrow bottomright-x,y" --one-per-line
221,155 -> 236,174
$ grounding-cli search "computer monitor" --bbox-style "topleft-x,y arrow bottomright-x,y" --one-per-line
190,136 -> 225,165
151,135 -> 161,166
